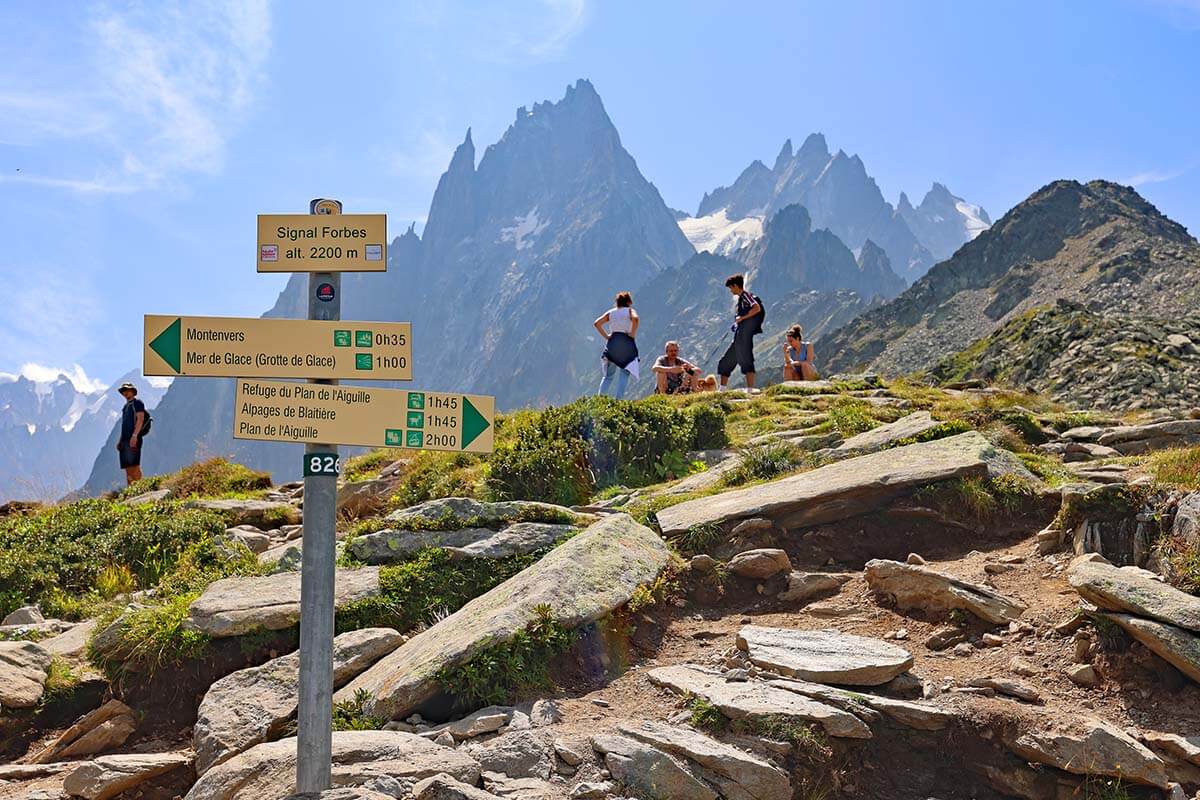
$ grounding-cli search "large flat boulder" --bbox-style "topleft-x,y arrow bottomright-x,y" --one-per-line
1068,558 -> 1200,632
62,753 -> 190,800
831,411 -> 943,457
348,523 -> 574,565
194,628 -> 403,774
658,432 -> 1031,536
736,626 -> 913,686
864,559 -> 1026,624
339,514 -> 670,720
0,640 -> 52,709
767,679 -> 953,731
192,498 -> 301,528
591,734 -> 716,800
1096,420 -> 1200,454
385,497 -> 581,529
184,731 -> 481,800
646,664 -> 871,739
1005,718 -> 1169,788
616,720 -> 791,800
1101,613 -> 1200,683
187,567 -> 381,637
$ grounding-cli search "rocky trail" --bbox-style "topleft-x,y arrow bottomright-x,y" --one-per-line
3,381 -> 1200,800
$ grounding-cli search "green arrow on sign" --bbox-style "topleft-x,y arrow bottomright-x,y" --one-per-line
461,396 -> 490,449
149,317 -> 182,374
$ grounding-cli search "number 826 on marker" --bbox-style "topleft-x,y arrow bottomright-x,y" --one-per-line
303,452 -> 341,477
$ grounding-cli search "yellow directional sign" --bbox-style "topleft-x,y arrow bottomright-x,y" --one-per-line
233,379 -> 495,453
144,315 -> 412,380
257,214 -> 387,272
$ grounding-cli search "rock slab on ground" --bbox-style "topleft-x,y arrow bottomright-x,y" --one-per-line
0,639 -> 52,709
1101,612 -> 1200,684
864,559 -> 1026,624
657,432 -> 1032,536
647,663 -> 871,739
340,514 -> 670,720
727,549 -> 792,579
62,753 -> 191,800
192,498 -> 301,528
831,411 -> 944,456
194,627 -> 404,774
1006,717 -> 1170,788
617,719 -> 791,800
187,567 -> 381,637
350,523 -> 575,565
736,625 -> 913,686
1068,557 -> 1200,632
185,731 -> 481,800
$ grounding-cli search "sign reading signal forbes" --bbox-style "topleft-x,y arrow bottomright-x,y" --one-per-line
144,315 -> 412,380
233,379 -> 495,453
258,214 -> 387,272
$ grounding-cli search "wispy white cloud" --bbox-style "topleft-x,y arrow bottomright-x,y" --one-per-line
525,0 -> 590,58
0,269 -> 104,377
1123,163 -> 1197,186
387,130 -> 458,180
0,0 -> 271,192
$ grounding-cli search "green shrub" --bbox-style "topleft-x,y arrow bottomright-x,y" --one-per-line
335,547 -> 546,634
826,398 -> 878,437
332,688 -> 385,731
724,441 -> 806,486
488,395 -> 724,504
1150,446 -> 1200,490
436,603 -> 575,708
342,449 -> 406,482
687,696 -> 724,731
88,593 -> 211,679
389,451 -> 487,508
913,475 -> 1037,523
684,400 -> 730,450
1156,535 -> 1200,595
0,499 -> 227,619
670,523 -> 723,555
160,457 -> 272,499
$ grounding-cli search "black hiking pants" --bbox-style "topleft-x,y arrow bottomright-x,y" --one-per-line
718,325 -> 756,377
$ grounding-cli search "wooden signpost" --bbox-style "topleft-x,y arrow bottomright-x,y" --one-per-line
142,315 -> 413,380
144,198 -> 495,794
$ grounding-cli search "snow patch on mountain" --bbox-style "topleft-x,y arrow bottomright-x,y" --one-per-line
956,200 -> 990,240
677,209 -> 763,256
499,207 -> 550,250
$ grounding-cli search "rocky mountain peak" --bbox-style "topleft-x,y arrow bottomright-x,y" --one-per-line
797,132 -> 829,160
773,138 -> 794,172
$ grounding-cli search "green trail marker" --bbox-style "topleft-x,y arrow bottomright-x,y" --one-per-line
149,317 -> 182,374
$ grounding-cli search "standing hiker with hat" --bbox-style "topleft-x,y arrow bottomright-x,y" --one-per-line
115,382 -> 149,485
593,291 -> 640,399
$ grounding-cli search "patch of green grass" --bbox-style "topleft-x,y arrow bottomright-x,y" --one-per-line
1156,535 -> 1200,595
626,567 -> 680,614
891,419 -> 974,447
436,603 -> 576,709
487,395 -> 729,505
147,457 -> 273,500
826,398 -> 879,437
88,593 -> 211,680
39,657 -> 80,704
0,499 -> 228,619
913,474 -> 1037,523
335,546 -> 548,634
342,449 -> 407,483
1149,446 -> 1200,490
1017,452 -> 1074,487
687,696 -> 725,731
332,688 -> 385,731
1054,484 -> 1151,531
724,441 -> 807,487
388,451 -> 488,509
670,523 -> 723,556
1082,776 -> 1134,800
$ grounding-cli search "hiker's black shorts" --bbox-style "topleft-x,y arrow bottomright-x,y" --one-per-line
718,326 -> 756,377
118,442 -> 142,469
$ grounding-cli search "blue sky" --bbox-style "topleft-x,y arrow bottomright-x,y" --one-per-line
2,0 -> 1198,389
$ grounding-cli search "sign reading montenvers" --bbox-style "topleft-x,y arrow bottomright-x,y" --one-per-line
257,213 -> 387,272
233,378 -> 495,453
143,315 -> 412,380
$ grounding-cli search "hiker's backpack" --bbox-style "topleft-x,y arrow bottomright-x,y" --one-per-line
138,405 -> 153,437
748,291 -> 766,334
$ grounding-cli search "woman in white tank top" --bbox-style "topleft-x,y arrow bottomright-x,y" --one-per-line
593,291 -> 640,399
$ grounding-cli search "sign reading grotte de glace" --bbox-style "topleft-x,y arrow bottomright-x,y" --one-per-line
142,199 -> 495,794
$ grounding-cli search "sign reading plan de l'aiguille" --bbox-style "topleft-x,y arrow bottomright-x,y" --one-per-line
143,315 -> 412,380
257,213 -> 387,272
233,378 -> 495,454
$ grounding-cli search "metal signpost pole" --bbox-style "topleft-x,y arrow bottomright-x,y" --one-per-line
296,198 -> 342,792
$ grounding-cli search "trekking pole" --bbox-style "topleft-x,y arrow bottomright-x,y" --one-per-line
704,329 -> 733,366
